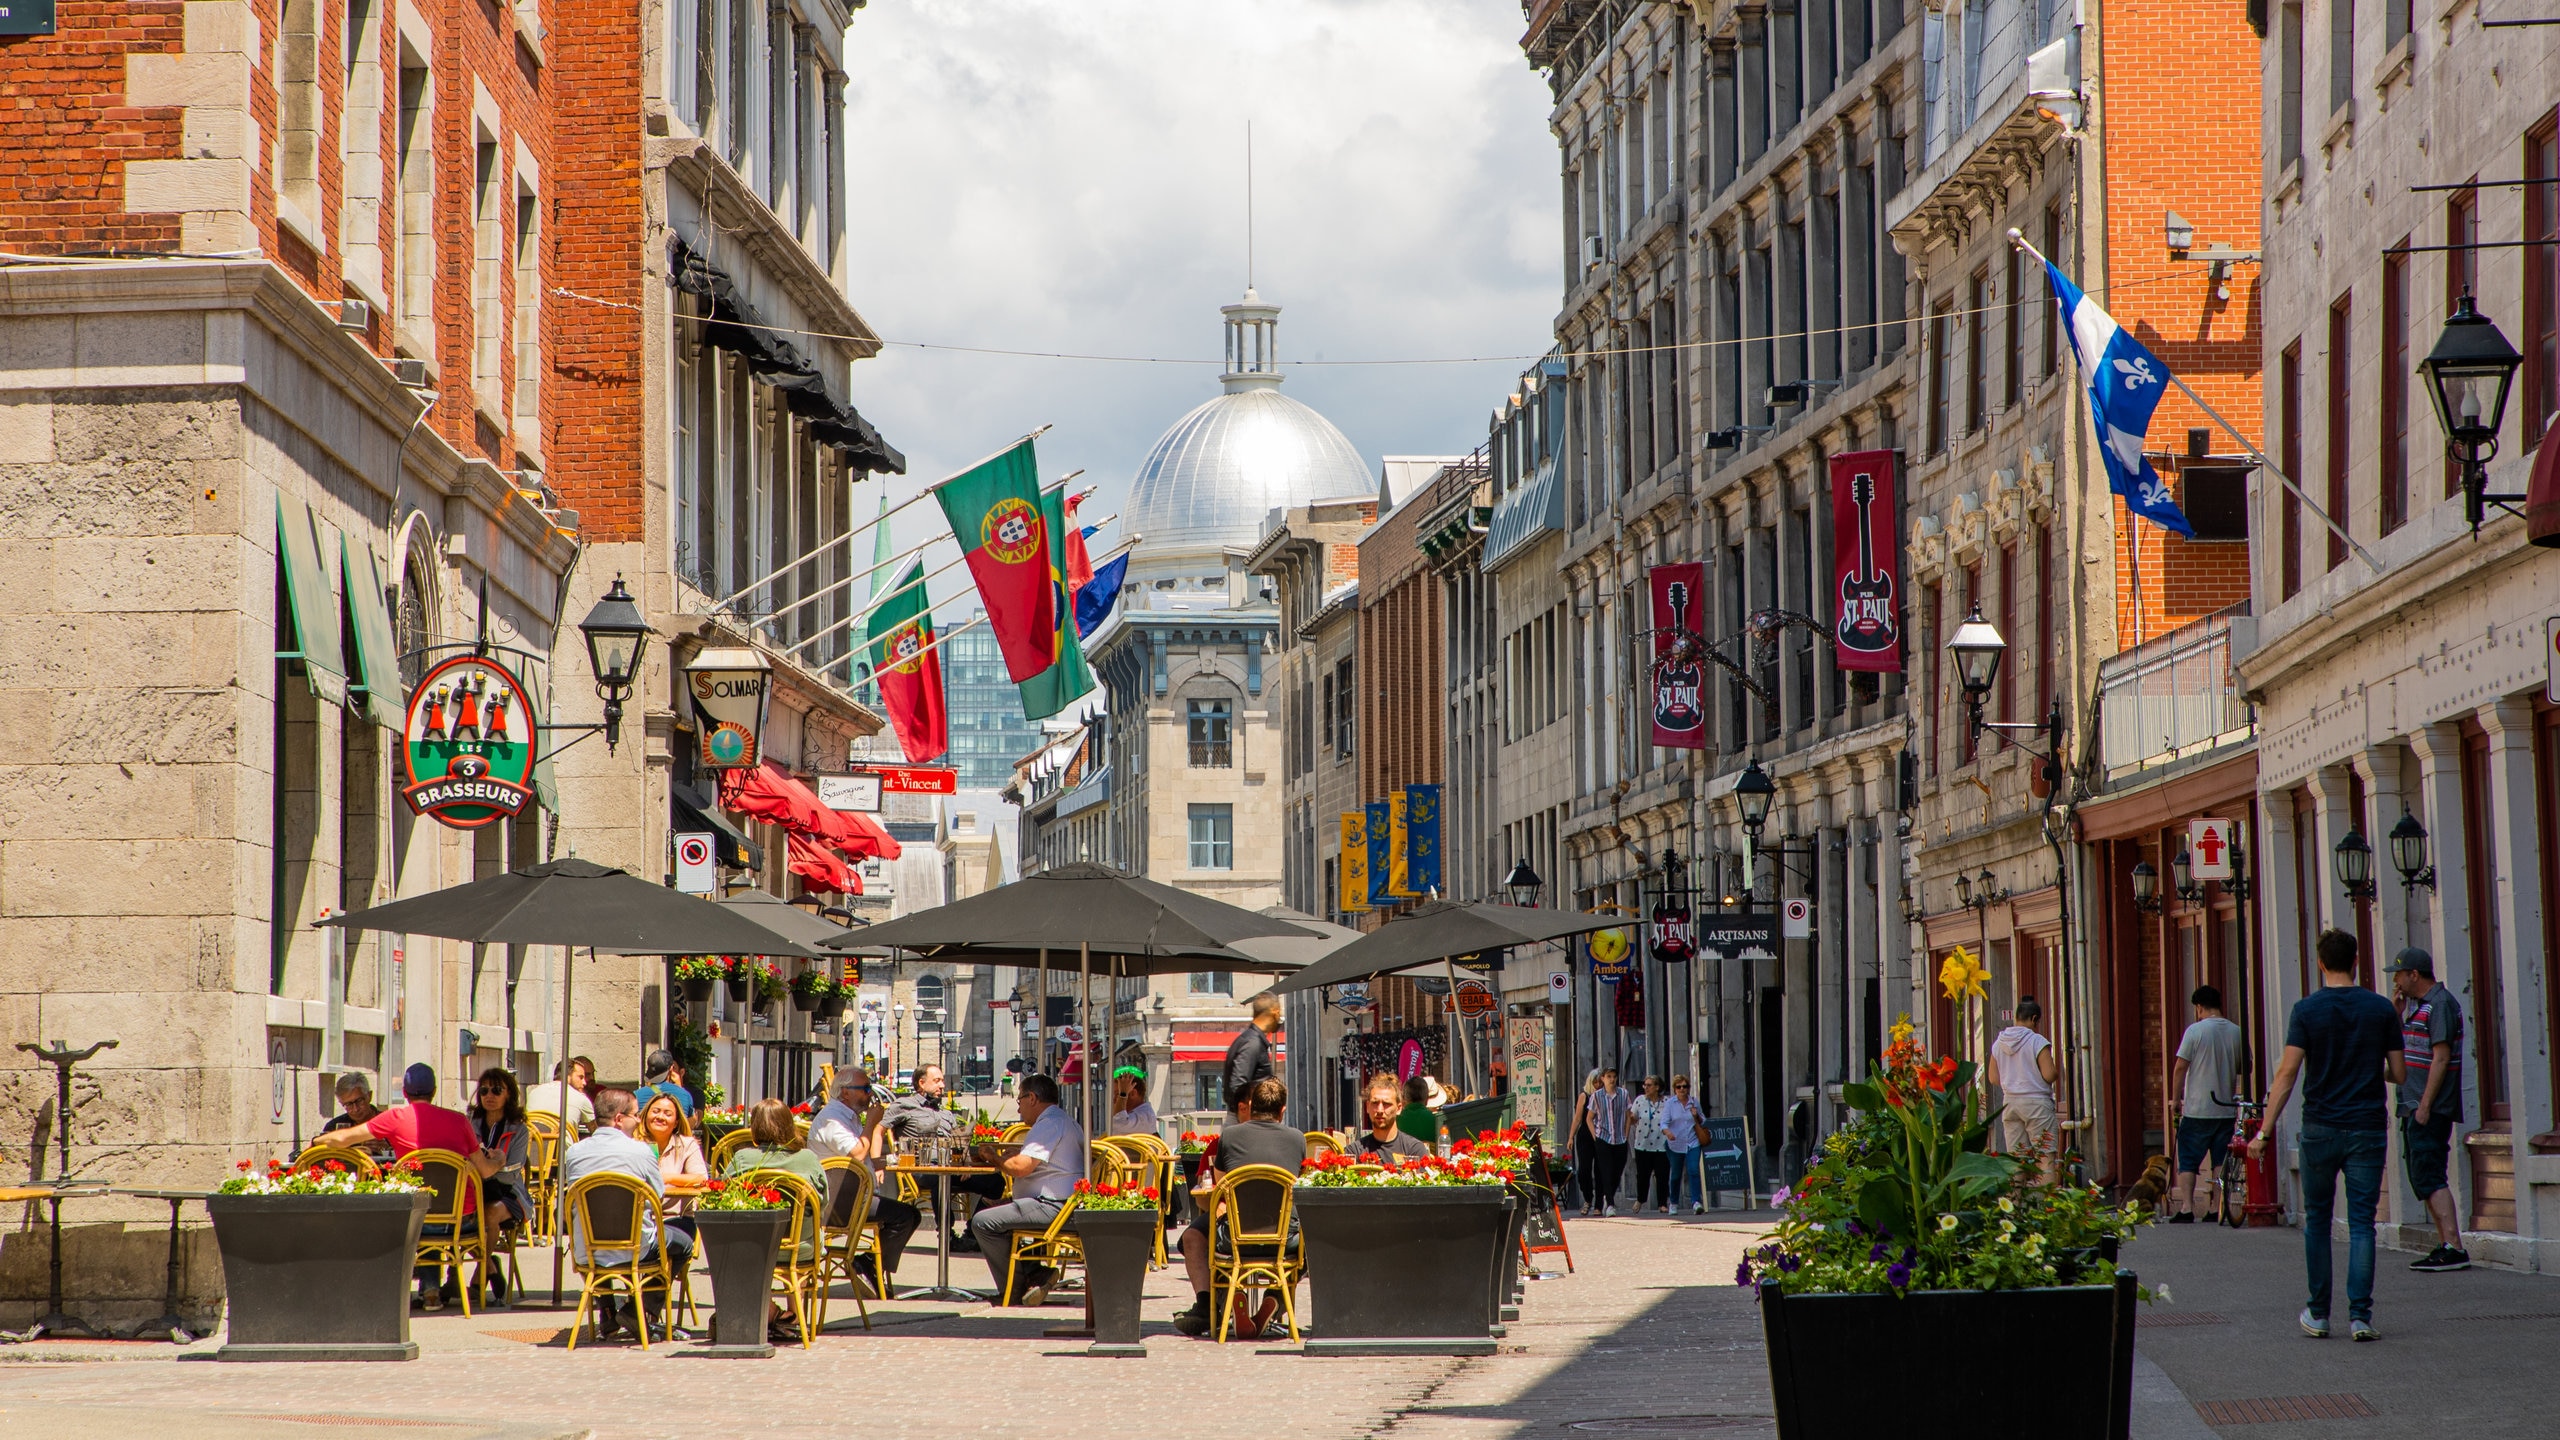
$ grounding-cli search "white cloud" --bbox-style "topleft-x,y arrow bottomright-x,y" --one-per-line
837,0 -> 1561,571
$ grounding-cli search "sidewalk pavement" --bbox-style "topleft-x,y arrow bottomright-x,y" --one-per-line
2124,1218 -> 2560,1439
0,1207 -> 2438,1439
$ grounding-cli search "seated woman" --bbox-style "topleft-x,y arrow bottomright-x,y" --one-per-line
641,1091 -> 708,1249
725,1097 -> 828,1345
467,1068 -> 533,1306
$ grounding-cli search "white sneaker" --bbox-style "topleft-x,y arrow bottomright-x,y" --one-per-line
1691,1203 -> 1705,1214
1604,1203 -> 1617,1217
2298,1308 -> 2329,1339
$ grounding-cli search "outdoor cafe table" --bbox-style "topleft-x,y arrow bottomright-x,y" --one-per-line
112,1187 -> 214,1343
0,1184 -> 112,1338
893,1163 -> 997,1302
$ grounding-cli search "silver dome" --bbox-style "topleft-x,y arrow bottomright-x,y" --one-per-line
1123,387 -> 1372,562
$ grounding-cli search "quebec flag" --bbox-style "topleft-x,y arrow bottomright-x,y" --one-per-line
2044,260 -> 2194,538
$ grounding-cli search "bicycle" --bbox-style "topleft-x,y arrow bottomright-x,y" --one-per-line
2213,1093 -> 2261,1228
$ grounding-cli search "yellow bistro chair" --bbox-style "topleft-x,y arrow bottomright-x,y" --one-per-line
1207,1163 -> 1305,1343
1304,1130 -> 1344,1160
1001,1189 -> 1086,1306
560,1173 -> 682,1350
707,1128 -> 755,1179
816,1156 -> 879,1331
521,1114 -> 562,1245
404,1148 -> 491,1317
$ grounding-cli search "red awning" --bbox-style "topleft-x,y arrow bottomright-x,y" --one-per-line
1171,1028 -> 1286,1063
720,762 -> 902,860
785,832 -> 861,895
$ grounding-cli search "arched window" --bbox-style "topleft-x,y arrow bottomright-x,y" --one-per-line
913,973 -> 947,1024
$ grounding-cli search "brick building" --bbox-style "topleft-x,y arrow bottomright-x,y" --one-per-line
0,0 -> 575,1328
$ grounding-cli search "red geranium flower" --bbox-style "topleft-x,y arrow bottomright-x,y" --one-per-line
236,1160 -> 253,1172
1073,1179 -> 1092,1194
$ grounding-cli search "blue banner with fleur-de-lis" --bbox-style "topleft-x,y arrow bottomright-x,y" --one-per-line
2044,259 -> 2194,538
1404,783 -> 1442,896
1366,799 -> 1393,907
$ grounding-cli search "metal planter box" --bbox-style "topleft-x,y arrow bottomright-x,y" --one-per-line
1069,1209 -> 1158,1356
691,1208 -> 787,1356
207,1191 -> 431,1361
1758,1271 -> 2137,1439
1294,1185 -> 1508,1356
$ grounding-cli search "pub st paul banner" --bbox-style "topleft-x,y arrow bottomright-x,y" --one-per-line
1648,562 -> 1707,750
1829,448 -> 1902,673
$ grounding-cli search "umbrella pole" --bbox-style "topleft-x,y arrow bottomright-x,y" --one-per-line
1078,943 -> 1092,1130
1443,954 -> 1469,1099
553,945 -> 581,1308
1036,947 -> 1048,1079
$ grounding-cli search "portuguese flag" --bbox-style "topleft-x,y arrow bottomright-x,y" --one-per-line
933,439 -> 1056,683
864,558 -> 948,764
1018,481 -> 1097,721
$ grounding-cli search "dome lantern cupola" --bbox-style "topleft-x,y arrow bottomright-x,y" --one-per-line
1220,289 -> 1282,394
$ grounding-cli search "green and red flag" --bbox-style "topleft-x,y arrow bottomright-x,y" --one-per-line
933,439 -> 1056,683
864,558 -> 948,764
1018,481 -> 1097,721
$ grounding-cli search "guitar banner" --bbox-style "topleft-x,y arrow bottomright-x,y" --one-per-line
1828,449 -> 1903,673
1647,563 -> 1708,750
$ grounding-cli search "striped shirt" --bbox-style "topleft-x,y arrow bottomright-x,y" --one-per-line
1587,1086 -> 1632,1144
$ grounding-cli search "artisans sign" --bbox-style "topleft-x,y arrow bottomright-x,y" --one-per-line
400,654 -> 538,829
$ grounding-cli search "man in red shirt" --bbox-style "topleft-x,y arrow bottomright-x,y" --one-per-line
312,1063 -> 480,1157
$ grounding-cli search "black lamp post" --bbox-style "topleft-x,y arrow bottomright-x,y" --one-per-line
1942,604 -> 2066,780
1503,857 -> 1544,907
2333,827 -> 2377,901
2420,294 -> 2526,534
2227,840 -> 2252,901
1735,760 -> 1777,838
2172,848 -> 2204,905
578,574 -> 651,752
2131,859 -> 2163,915
2388,810 -> 2437,891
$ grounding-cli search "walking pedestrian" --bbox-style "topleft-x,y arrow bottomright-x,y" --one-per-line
2170,985 -> 2246,1222
2250,929 -> 2403,1342
2389,947 -> 2470,1272
1989,997 -> 2062,1180
1587,1068 -> 1632,1216
1662,1074 -> 1705,1214
1568,1071 -> 1602,1215
1629,1076 -> 1671,1214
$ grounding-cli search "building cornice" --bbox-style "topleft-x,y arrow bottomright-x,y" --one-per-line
655,139 -> 876,359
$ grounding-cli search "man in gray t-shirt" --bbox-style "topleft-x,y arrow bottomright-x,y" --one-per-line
1172,1076 -> 1303,1337
2170,986 -> 2247,1222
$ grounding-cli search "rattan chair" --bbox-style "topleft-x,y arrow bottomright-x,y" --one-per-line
561,1172 -> 682,1350
289,1148 -> 381,1180
1303,1130 -> 1344,1160
521,1114 -> 562,1241
1000,1189 -> 1085,1306
1002,1122 -> 1030,1142
816,1156 -> 879,1330
707,1128 -> 755,1178
404,1148 -> 491,1317
739,1168 -> 827,1348
1206,1162 -> 1304,1343
1095,1136 -> 1168,1265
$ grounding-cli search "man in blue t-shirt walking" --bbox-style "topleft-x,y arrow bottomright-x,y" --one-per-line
2251,929 -> 2405,1341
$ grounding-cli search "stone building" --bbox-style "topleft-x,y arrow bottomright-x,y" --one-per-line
2240,1 -> 2560,1266
0,0 -> 577,1327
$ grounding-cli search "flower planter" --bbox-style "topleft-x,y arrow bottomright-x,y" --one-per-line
1293,1186 -> 1507,1356
689,1209 -> 788,1357
1071,1209 -> 1158,1357
1759,1270 -> 2137,1439
1495,1188 -> 1528,1324
722,976 -> 751,1005
789,988 -> 819,1013
208,1191 -> 430,1362
680,975 -> 715,1005
817,994 -> 846,1021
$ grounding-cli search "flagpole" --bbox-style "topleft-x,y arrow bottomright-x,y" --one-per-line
706,423 -> 1053,615
2007,229 -> 2381,572
828,612 -> 986,682
760,533 -> 939,632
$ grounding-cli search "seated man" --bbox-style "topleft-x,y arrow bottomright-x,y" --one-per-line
1108,1065 -> 1158,1136
807,1068 -> 921,1296
631,1048 -> 697,1120
561,1087 -> 694,1340
1171,1075 -> 1304,1337
312,1071 -> 391,1165
885,1064 -> 978,1249
1350,1071 -> 1432,1160
526,1055 -> 597,1136
307,1063 -> 502,1308
968,1074 -> 1084,1306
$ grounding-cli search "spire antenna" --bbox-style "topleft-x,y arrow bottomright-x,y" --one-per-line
1245,120 -> 1255,291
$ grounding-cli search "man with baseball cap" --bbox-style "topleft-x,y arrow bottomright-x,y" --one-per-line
2390,946 -> 2470,1272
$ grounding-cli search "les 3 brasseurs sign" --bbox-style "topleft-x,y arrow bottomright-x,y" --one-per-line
400,654 -> 538,829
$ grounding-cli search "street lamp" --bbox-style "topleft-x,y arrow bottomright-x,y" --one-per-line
1503,857 -> 1544,907
1943,606 -> 2066,780
2388,810 -> 2437,891
1954,871 -> 1973,907
2172,848 -> 2204,905
2419,294 -> 2526,534
578,574 -> 651,752
2130,859 -> 2163,915
2333,828 -> 2376,900
1735,760 -> 1777,839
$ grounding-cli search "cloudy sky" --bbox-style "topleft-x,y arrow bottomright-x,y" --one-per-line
837,0 -> 1562,579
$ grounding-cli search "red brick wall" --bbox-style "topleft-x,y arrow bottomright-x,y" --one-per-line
0,2 -> 185,255
2102,0 -> 2263,644
545,0 -> 645,542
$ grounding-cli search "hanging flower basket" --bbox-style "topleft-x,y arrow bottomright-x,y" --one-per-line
788,968 -> 833,1014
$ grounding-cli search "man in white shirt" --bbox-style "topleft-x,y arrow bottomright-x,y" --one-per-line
806,1068 -> 920,1294
1989,997 -> 2062,1181
1108,1065 -> 1158,1137
561,1088 -> 686,1339
525,1056 -> 596,1136
2170,985 -> 2247,1222
969,1074 -> 1085,1305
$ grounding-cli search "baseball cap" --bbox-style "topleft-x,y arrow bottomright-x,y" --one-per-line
402,1062 -> 438,1099
2386,946 -> 2434,976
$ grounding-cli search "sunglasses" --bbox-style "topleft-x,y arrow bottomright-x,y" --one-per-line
478,1084 -> 508,1095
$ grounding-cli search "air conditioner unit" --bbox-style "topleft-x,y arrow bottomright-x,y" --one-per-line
333,299 -> 372,331
389,357 -> 431,388
1582,235 -> 1609,269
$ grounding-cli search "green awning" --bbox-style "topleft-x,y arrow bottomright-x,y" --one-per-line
275,493 -> 349,709
341,535 -> 405,731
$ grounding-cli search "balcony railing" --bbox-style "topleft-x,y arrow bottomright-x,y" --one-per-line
2097,603 -> 2255,780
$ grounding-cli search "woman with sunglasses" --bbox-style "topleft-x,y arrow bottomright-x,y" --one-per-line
1661,1074 -> 1706,1215
469,1067 -> 531,1304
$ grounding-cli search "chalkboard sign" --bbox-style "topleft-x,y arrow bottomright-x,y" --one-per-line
1520,1134 -> 1573,1271
1699,1116 -> 1753,1193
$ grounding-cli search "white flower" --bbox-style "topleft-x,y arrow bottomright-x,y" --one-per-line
1999,1219 -> 2017,1238
1997,1196 -> 2014,1214
1938,1213 -> 1958,1233
2156,1284 -> 2172,1304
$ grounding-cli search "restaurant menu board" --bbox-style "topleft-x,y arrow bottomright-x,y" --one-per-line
1521,1135 -> 1572,1271
1698,1116 -> 1753,1194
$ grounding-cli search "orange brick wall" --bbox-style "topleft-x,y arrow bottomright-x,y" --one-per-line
0,3 -> 185,254
546,0 -> 645,542
2101,0 -> 2264,646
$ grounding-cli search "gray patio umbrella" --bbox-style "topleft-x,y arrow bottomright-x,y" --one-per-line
817,863 -> 1319,1127
709,888 -> 881,959
1268,900 -> 1627,995
1225,904 -> 1360,972
317,857 -> 824,955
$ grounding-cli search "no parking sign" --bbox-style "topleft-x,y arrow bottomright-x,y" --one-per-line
674,832 -> 716,893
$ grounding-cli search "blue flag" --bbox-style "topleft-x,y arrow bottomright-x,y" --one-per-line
2043,259 -> 2194,538
1366,800 -> 1393,908
1075,548 -> 1128,640
1404,783 -> 1442,896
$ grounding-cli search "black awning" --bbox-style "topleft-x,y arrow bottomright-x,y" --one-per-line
672,778 -> 762,870
669,237 -> 907,475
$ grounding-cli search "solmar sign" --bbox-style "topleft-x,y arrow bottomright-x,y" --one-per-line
401,654 -> 538,829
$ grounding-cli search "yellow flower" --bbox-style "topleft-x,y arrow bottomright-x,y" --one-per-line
1938,947 -> 1989,1003
1997,1196 -> 2014,1214
1938,1213 -> 1958,1233
1889,1013 -> 1916,1046
1999,1219 -> 2017,1238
